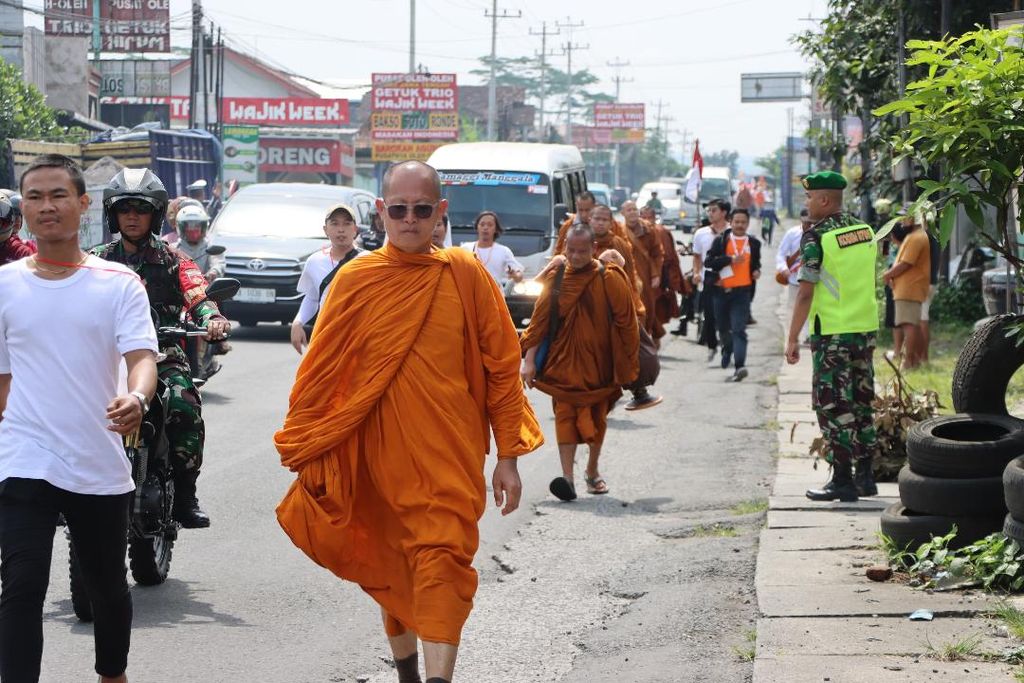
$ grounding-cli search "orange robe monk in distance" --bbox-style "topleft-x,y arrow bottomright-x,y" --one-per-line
653,222 -> 686,331
626,221 -> 665,338
554,214 -> 627,254
520,261 -> 639,445
274,244 -> 543,646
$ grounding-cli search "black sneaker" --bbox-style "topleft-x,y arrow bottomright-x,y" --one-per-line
732,367 -> 748,382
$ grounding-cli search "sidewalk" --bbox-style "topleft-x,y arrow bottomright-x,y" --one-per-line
754,305 -> 1016,681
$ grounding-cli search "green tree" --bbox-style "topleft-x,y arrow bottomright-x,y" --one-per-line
0,61 -> 70,187
874,28 -> 1024,280
755,147 -> 784,181
704,150 -> 740,177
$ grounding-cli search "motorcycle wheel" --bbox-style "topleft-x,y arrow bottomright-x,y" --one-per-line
67,537 -> 94,622
128,532 -> 174,586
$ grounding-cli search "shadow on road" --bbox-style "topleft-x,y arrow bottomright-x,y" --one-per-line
606,417 -> 655,431
535,495 -> 675,517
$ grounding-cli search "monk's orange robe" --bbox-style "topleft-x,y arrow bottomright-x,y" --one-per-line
274,243 -> 543,645
653,222 -> 685,326
520,261 -> 639,445
554,215 -> 628,254
625,222 -> 664,338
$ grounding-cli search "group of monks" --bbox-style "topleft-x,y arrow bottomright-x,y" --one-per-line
273,163 -> 688,683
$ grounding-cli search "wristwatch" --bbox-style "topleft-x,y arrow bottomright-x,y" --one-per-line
130,391 -> 150,414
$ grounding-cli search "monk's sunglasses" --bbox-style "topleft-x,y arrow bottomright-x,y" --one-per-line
113,200 -> 157,215
383,203 -> 437,220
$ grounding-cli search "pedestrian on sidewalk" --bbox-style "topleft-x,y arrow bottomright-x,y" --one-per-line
882,215 -> 930,370
462,211 -> 524,285
621,200 -> 665,342
431,213 -> 449,249
520,224 -> 640,501
274,161 -> 542,683
785,171 -> 879,502
0,154 -> 159,683
776,208 -> 812,341
692,198 -> 731,362
704,208 -> 762,382
290,204 -> 368,354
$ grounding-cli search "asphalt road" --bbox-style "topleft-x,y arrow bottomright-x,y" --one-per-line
40,235 -> 783,682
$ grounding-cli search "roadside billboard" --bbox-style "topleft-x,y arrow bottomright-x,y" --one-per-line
222,125 -> 260,188
97,60 -> 172,98
370,73 -> 458,160
222,98 -> 350,127
44,0 -> 171,53
591,103 -> 645,145
258,138 -> 353,177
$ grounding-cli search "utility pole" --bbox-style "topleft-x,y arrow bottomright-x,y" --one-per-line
188,0 -> 202,129
607,57 -> 632,187
409,0 -> 415,74
530,22 -> 560,141
557,17 -> 586,145
485,1 -> 521,141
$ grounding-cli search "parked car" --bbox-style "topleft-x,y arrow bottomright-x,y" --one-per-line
983,258 -> 1019,316
209,183 -> 376,326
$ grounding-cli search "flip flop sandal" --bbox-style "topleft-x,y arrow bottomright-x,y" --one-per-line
549,476 -> 577,502
585,476 -> 609,495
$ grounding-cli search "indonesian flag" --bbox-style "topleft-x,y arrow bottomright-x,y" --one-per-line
685,139 -> 703,203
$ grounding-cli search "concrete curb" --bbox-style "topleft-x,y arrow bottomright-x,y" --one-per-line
752,301 -> 1015,681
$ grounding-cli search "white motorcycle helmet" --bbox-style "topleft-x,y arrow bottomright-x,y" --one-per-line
176,203 -> 211,244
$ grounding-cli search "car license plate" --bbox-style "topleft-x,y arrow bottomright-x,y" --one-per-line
235,287 -> 276,304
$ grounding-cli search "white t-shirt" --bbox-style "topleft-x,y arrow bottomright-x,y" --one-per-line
461,242 -> 524,284
294,246 -> 368,325
0,257 -> 158,495
776,225 -> 804,286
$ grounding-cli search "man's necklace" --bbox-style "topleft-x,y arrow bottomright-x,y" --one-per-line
32,253 -> 89,274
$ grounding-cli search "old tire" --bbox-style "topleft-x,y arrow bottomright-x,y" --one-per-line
880,503 -> 1003,551
1003,514 -> 1024,544
67,540 -> 93,623
952,314 -> 1024,415
1003,456 -> 1024,521
897,466 -> 1005,517
907,414 -> 1024,479
128,533 -> 174,586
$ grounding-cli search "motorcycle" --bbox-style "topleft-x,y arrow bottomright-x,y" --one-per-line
186,246 -> 229,387
68,278 -> 240,622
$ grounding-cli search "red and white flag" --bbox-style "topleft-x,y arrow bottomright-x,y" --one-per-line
685,139 -> 703,203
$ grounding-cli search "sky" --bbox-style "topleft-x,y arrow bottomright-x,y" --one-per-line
29,0 -> 828,168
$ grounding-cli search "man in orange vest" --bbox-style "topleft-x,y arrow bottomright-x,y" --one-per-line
703,208 -> 762,382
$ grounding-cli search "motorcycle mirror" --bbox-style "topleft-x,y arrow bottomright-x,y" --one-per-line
205,245 -> 226,256
205,278 -> 240,302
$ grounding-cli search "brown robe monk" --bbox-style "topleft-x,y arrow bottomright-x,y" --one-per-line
653,222 -> 686,331
554,214 -> 628,254
625,221 -> 664,337
274,244 -> 543,646
520,261 -> 639,445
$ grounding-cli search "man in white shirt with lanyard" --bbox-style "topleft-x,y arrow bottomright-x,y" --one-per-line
290,203 -> 367,355
463,210 -> 524,285
691,198 -> 731,362
0,154 -> 158,683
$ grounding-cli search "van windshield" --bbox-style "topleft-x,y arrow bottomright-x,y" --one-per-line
701,178 -> 731,201
439,171 -> 551,232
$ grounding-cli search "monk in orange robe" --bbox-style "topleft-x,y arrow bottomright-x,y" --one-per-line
274,161 -> 543,683
621,200 -> 664,339
553,190 -> 626,254
520,224 -> 639,500
653,220 -> 687,334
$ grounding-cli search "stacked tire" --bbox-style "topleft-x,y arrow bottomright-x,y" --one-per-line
1003,457 -> 1024,545
881,414 -> 1024,551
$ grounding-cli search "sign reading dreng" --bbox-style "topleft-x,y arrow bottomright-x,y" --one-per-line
371,73 -> 458,161
45,0 -> 171,53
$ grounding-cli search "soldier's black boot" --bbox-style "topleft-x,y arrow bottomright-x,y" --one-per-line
173,471 -> 211,528
855,459 -> 878,497
805,462 -> 859,502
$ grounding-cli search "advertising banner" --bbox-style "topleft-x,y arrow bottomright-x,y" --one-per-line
593,103 -> 645,129
221,125 -> 260,188
574,126 -> 645,147
371,73 -> 458,112
370,73 -> 457,160
371,141 -> 446,163
258,138 -> 353,176
99,95 -> 189,121
222,98 -> 350,127
97,59 -> 172,97
45,0 -> 171,53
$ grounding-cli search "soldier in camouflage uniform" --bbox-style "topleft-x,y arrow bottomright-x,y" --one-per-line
93,169 -> 230,528
785,171 -> 879,502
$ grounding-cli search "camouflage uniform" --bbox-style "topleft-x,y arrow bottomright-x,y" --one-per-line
93,236 -> 225,475
799,213 -> 878,468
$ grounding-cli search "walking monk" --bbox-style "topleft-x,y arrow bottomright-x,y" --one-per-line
621,200 -> 664,340
273,161 -> 543,683
521,225 -> 640,501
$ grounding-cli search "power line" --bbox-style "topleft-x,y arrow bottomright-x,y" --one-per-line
556,17 -> 587,145
484,1 -> 521,141
606,56 -> 633,102
529,21 -> 560,139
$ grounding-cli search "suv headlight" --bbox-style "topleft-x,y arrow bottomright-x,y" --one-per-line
512,280 -> 545,296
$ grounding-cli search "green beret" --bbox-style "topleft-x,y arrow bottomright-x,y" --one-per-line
802,171 -> 847,191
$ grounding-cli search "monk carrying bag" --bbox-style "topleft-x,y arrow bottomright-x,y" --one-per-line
534,263 -> 566,376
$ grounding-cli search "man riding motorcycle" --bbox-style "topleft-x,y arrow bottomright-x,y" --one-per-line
174,203 -> 224,282
0,191 -> 35,266
93,168 -> 229,528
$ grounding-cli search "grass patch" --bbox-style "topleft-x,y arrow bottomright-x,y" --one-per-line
731,629 -> 757,662
925,633 -> 984,662
730,499 -> 769,516
693,523 -> 739,538
875,322 -> 1024,414
995,602 -> 1024,640
762,419 -> 780,432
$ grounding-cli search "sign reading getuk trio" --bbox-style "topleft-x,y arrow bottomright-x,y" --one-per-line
370,73 -> 458,161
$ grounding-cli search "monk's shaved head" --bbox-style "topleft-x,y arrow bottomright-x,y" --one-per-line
564,225 -> 595,270
381,160 -> 442,200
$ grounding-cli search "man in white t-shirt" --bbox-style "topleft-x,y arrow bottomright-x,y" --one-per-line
462,210 -> 524,285
290,203 -> 368,354
0,154 -> 158,683
691,198 -> 731,362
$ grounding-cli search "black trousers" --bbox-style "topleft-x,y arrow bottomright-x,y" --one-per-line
699,285 -> 719,350
0,478 -> 132,681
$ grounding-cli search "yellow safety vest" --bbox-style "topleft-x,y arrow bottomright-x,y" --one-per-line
809,222 -> 879,336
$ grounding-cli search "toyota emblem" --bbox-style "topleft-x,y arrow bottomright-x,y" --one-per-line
247,258 -> 267,272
